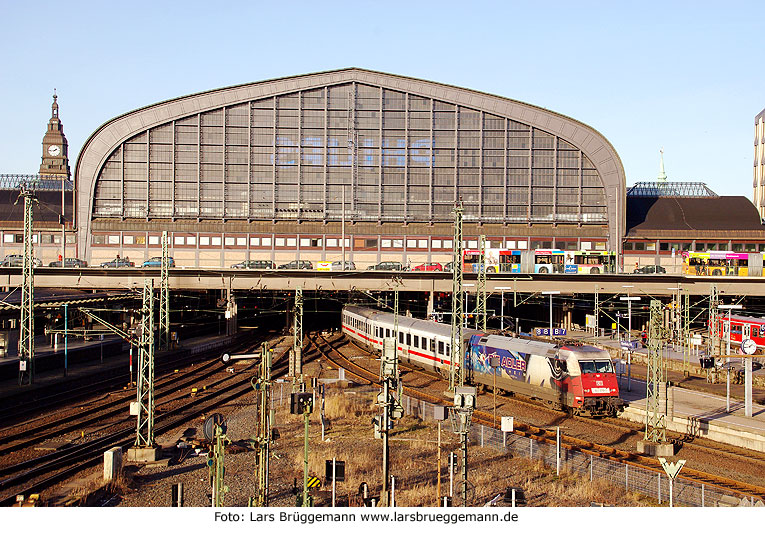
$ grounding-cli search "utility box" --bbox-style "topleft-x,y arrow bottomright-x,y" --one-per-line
433,405 -> 448,421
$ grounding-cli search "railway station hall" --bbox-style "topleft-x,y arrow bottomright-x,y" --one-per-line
2,68 -> 765,270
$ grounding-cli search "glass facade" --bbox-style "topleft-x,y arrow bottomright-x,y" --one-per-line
92,83 -> 607,224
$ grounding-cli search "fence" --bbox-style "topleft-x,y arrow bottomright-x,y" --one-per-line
398,394 -> 761,507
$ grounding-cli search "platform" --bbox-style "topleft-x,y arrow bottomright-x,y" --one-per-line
618,375 -> 765,452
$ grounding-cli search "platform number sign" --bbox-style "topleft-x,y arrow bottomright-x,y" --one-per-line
535,328 -> 566,337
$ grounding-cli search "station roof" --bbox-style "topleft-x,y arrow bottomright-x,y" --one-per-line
0,288 -> 134,311
626,195 -> 765,239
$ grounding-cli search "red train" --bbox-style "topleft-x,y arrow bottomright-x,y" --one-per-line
715,314 -> 765,351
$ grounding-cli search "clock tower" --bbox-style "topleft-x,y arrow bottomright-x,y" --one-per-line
39,91 -> 71,178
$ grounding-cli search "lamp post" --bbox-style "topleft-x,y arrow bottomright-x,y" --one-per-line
718,304 -> 742,413
620,286 -> 639,392
542,291 -> 560,339
496,286 -> 512,332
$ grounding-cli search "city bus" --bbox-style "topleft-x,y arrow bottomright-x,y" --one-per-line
683,251 -> 763,277
533,249 -> 565,273
463,248 -> 522,273
566,250 -> 617,274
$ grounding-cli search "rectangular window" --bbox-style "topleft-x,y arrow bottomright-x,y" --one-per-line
186,236 -> 196,246
580,241 -> 591,250
381,239 -> 391,248
93,235 -> 106,245
149,235 -> 160,245
406,333 -> 411,345
236,237 -> 246,246
393,239 -> 403,248
732,243 -> 743,251
634,242 -> 645,251
136,235 -> 146,245
468,240 -> 478,248
108,235 -> 120,245
225,237 -> 235,246
300,238 -> 310,247
623,242 -> 634,251
287,238 -> 297,247
327,238 -> 338,247
212,236 -> 222,246
312,238 -> 322,247
250,237 -> 260,246
517,240 -> 527,250
32,235 -> 39,244
386,329 -> 390,337
407,239 -> 417,248
432,239 -> 442,248
505,240 -> 515,249
365,238 -> 378,248
3,234 -> 13,243
438,341 -> 444,355
659,243 -> 669,251
262,237 -> 272,247
443,239 -> 453,248
595,242 -> 607,250
399,331 -> 404,344
41,234 -> 54,244
413,336 -> 419,348
200,236 -> 210,246
418,239 -> 428,248
173,236 -> 184,245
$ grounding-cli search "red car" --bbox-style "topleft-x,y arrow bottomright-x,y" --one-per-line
412,262 -> 443,272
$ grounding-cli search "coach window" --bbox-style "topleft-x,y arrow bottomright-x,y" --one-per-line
430,339 -> 435,352
413,336 -> 419,349
399,331 -> 404,344
438,341 -> 444,355
406,333 -> 411,345
386,329 -> 390,337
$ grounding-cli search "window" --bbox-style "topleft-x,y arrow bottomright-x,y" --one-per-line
418,239 -> 428,248
659,243 -> 669,251
250,237 -> 260,246
212,236 -> 222,246
468,240 -> 478,248
443,239 -> 453,248
327,238 -> 338,247
595,242 -> 607,250
186,236 -> 196,246
173,236 -> 184,245
406,333 -> 411,345
149,235 -> 160,245
432,239 -> 442,248
123,235 -> 135,245
262,237 -> 272,247
386,328 -> 390,337
225,237 -> 235,246
32,235 -> 39,244
200,236 -> 210,246
732,243 -> 743,251
136,235 -> 146,245
93,235 -> 106,245
108,235 -> 120,245
634,242 -> 645,251
300,238 -> 310,247
287,238 -> 297,247
41,234 -> 54,244
623,242 -> 634,251
517,240 -> 527,250
407,239 -> 417,248
399,331 -> 404,344
393,239 -> 403,248
381,239 -> 391,248
236,237 -> 246,246
413,336 -> 419,348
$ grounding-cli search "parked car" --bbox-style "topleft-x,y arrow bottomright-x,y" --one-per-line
331,260 -> 356,271
142,257 -> 175,268
232,259 -> 275,269
1,254 -> 42,267
412,262 -> 443,272
48,258 -> 87,268
633,265 -> 666,274
278,260 -> 313,270
367,261 -> 404,271
100,258 -> 135,268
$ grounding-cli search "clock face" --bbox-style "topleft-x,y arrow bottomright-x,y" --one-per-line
48,145 -> 61,156
741,338 -> 757,355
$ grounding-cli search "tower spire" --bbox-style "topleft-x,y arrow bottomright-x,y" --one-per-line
657,148 -> 668,183
52,89 -> 59,119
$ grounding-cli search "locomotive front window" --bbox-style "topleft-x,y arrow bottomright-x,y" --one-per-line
580,360 -> 614,374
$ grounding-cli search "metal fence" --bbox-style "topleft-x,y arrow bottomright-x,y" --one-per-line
399,394 -> 761,507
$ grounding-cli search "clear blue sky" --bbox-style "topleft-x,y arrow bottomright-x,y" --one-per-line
1,1 -> 762,198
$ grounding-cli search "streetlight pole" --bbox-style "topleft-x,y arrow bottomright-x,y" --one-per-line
620,286 -> 639,392
496,286 -> 512,332
718,304 -> 742,413
542,291 -> 559,339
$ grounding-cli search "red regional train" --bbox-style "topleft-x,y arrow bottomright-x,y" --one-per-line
715,313 -> 765,351
342,305 -> 624,417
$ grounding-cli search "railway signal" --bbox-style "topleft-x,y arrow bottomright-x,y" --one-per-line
291,392 -> 313,507
377,337 -> 403,506
450,386 -> 476,507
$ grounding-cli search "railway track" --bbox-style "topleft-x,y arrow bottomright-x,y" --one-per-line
0,333 -> 331,506
315,333 -> 765,503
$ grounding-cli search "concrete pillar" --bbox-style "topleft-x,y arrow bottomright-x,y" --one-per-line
104,447 -> 123,481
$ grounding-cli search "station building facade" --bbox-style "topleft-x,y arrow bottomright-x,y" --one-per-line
73,68 -> 626,268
